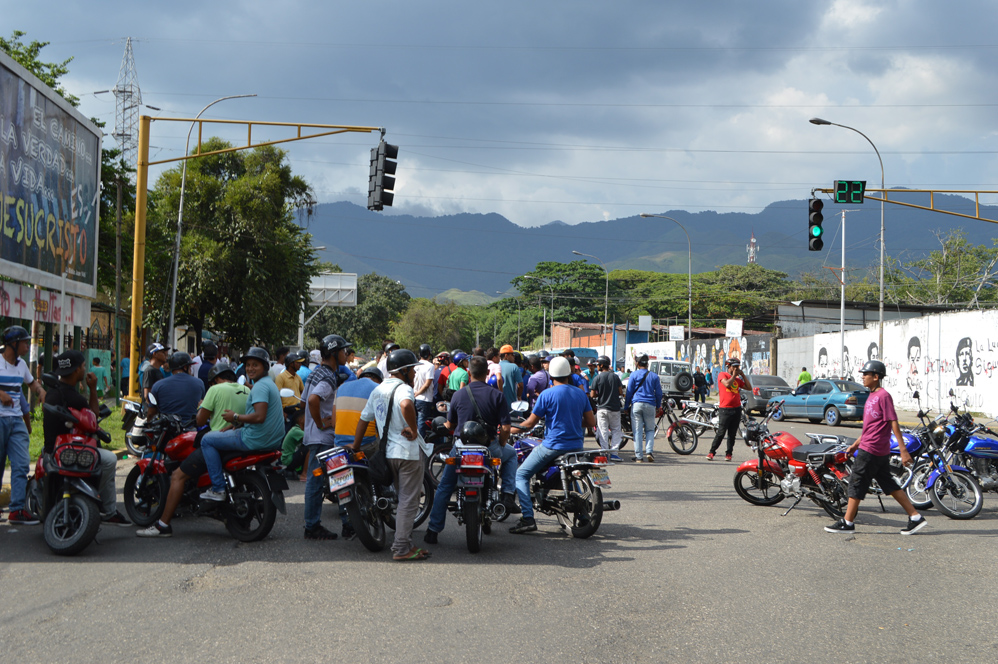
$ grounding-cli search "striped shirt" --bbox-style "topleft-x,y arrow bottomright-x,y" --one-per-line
334,377 -> 379,447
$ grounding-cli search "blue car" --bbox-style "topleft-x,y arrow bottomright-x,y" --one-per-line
767,379 -> 869,427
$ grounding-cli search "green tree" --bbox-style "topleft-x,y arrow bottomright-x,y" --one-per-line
304,272 -> 411,352
512,260 -> 613,324
144,139 -> 319,350
0,31 -> 78,106
391,299 -> 472,352
896,230 -> 998,306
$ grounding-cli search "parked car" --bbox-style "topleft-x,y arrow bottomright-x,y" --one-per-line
738,375 -> 793,415
766,379 -> 869,426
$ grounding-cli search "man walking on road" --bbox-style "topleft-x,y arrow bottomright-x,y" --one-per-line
693,366 -> 707,403
825,360 -> 927,535
624,354 -> 662,463
707,358 -> 750,461
590,355 -> 624,462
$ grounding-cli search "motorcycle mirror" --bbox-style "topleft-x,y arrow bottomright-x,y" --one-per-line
951,403 -> 959,413
41,373 -> 61,390
237,376 -> 247,385
510,400 -> 530,413
279,388 -> 296,398
148,393 -> 158,406
948,388 -> 955,397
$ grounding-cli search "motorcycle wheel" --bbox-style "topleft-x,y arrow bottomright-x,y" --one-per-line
929,470 -> 983,520
668,423 -> 698,455
813,477 -> 848,519
427,453 -> 448,488
464,500 -> 483,553
224,472 -> 277,542
733,469 -> 785,505
384,475 -> 434,531
905,461 -> 933,510
44,495 -> 101,556
125,435 -> 148,458
569,476 -> 604,539
124,465 -> 169,527
685,410 -> 710,436
345,482 -> 387,552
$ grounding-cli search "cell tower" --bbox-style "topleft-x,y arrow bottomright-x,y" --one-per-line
746,230 -> 759,264
111,38 -> 142,173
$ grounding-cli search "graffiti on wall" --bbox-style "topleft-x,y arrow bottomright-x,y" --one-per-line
676,336 -> 772,384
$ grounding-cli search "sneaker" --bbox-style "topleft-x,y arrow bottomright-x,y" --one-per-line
900,516 -> 928,535
706,453 -> 715,460
609,454 -> 623,462
509,517 -> 537,534
824,519 -> 855,534
725,454 -> 733,462
423,530 -> 439,544
199,489 -> 226,502
7,509 -> 40,526
341,525 -> 357,541
136,522 -> 173,538
633,457 -> 645,463
102,511 -> 132,527
501,493 -> 521,514
646,454 -> 655,463
304,524 -> 338,540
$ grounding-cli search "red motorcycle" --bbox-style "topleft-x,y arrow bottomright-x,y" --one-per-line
733,401 -> 850,518
123,413 -> 288,541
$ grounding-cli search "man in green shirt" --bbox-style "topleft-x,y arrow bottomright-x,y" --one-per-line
446,352 -> 470,393
797,367 -> 812,387
195,362 -> 250,431
91,357 -> 110,399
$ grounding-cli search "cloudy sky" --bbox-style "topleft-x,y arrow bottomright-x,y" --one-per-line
6,0 -> 998,227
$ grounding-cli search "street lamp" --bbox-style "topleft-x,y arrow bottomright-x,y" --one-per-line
640,214 -> 692,345
523,275 -> 555,348
167,93 -> 257,346
571,250 -> 609,350
809,117 -> 886,351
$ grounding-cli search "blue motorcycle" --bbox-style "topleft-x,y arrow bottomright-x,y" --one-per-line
941,393 -> 998,498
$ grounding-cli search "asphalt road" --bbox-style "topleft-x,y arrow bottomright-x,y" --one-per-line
2,416 -> 997,663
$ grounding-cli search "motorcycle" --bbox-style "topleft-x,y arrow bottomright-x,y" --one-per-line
733,401 -> 850,518
903,391 -> 984,519
123,394 -> 289,541
680,400 -> 717,435
313,444 -> 435,552
26,380 -> 114,556
619,398 -> 699,455
122,398 -> 152,457
510,431 -> 618,538
423,413 -> 455,487
443,444 -> 505,552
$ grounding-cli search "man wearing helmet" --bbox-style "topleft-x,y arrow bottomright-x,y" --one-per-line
706,357 -> 751,461
825,360 -> 927,535
445,352 -> 470,397
301,334 -> 352,540
1,326 -> 46,524
413,344 -> 437,439
356,348 -> 432,560
424,356 -> 518,544
508,356 -> 596,534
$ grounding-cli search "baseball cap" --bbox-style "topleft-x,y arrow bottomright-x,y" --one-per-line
146,342 -> 168,357
499,344 -> 515,355
54,350 -> 85,376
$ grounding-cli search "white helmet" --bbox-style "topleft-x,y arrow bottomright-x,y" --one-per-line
549,356 -> 572,378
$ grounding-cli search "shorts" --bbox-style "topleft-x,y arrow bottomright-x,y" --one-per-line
847,449 -> 900,500
178,449 -> 207,479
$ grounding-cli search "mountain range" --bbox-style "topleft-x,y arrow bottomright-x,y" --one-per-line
305,194 -> 998,300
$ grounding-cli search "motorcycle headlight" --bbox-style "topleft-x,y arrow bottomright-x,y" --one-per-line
76,449 -> 95,468
60,448 -> 79,466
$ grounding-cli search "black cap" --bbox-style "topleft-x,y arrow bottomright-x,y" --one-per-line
54,350 -> 85,376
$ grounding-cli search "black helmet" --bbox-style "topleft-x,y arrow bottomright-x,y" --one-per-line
419,343 -> 432,359
637,354 -> 649,366
321,334 -> 352,357
241,346 -> 271,366
2,325 -> 29,346
459,420 -> 490,446
386,348 -> 419,374
168,351 -> 194,371
207,361 -> 237,382
725,357 -> 741,367
359,366 -> 383,382
860,360 -> 887,378
597,355 -> 611,368
383,341 -> 400,354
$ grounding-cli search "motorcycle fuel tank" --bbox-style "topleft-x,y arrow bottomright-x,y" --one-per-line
765,431 -> 802,460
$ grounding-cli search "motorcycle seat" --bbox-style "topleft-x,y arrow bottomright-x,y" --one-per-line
220,449 -> 279,464
791,443 -> 841,463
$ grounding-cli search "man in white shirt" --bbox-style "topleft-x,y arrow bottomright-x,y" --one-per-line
412,344 -> 436,439
1,326 -> 46,524
355,348 -> 431,561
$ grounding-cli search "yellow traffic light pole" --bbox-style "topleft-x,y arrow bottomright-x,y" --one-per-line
127,116 -> 382,398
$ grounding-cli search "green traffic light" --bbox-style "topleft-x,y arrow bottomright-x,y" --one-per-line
811,226 -> 823,238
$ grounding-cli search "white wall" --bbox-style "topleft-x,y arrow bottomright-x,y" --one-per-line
776,336 -> 814,386
623,341 -> 677,371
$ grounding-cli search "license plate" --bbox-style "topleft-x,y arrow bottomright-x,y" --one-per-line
590,469 -> 611,487
329,468 -> 354,492
459,475 -> 484,487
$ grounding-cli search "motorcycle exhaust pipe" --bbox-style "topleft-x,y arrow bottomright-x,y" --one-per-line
375,497 -> 392,511
602,500 -> 621,511
491,502 -> 507,519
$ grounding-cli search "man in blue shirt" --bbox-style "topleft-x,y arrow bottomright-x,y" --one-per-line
148,352 -> 206,420
624,354 -> 663,463
508,356 -> 596,534
498,344 -> 523,406
199,347 -> 284,502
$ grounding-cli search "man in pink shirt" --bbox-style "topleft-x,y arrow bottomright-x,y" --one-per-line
825,360 -> 927,535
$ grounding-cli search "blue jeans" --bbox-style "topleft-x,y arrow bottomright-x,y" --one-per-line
415,400 -> 436,440
632,402 -> 657,458
0,416 -> 30,512
201,428 -> 249,492
515,444 -> 571,520
304,443 -> 350,530
428,441 -> 517,533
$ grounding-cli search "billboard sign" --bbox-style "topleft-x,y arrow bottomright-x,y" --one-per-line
0,51 -> 102,299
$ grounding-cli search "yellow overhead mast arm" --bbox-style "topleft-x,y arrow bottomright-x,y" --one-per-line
127,116 -> 382,398
814,187 -> 998,225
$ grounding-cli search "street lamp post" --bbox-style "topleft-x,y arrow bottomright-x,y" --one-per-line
639,214 -> 692,345
523,275 -> 555,348
572,251 -> 609,350
809,117 -> 886,351
167,94 -> 257,347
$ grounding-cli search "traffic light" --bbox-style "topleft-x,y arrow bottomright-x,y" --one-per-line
367,140 -> 398,211
808,198 -> 824,251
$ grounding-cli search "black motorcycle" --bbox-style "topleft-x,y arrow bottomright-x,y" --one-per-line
444,444 -> 505,552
